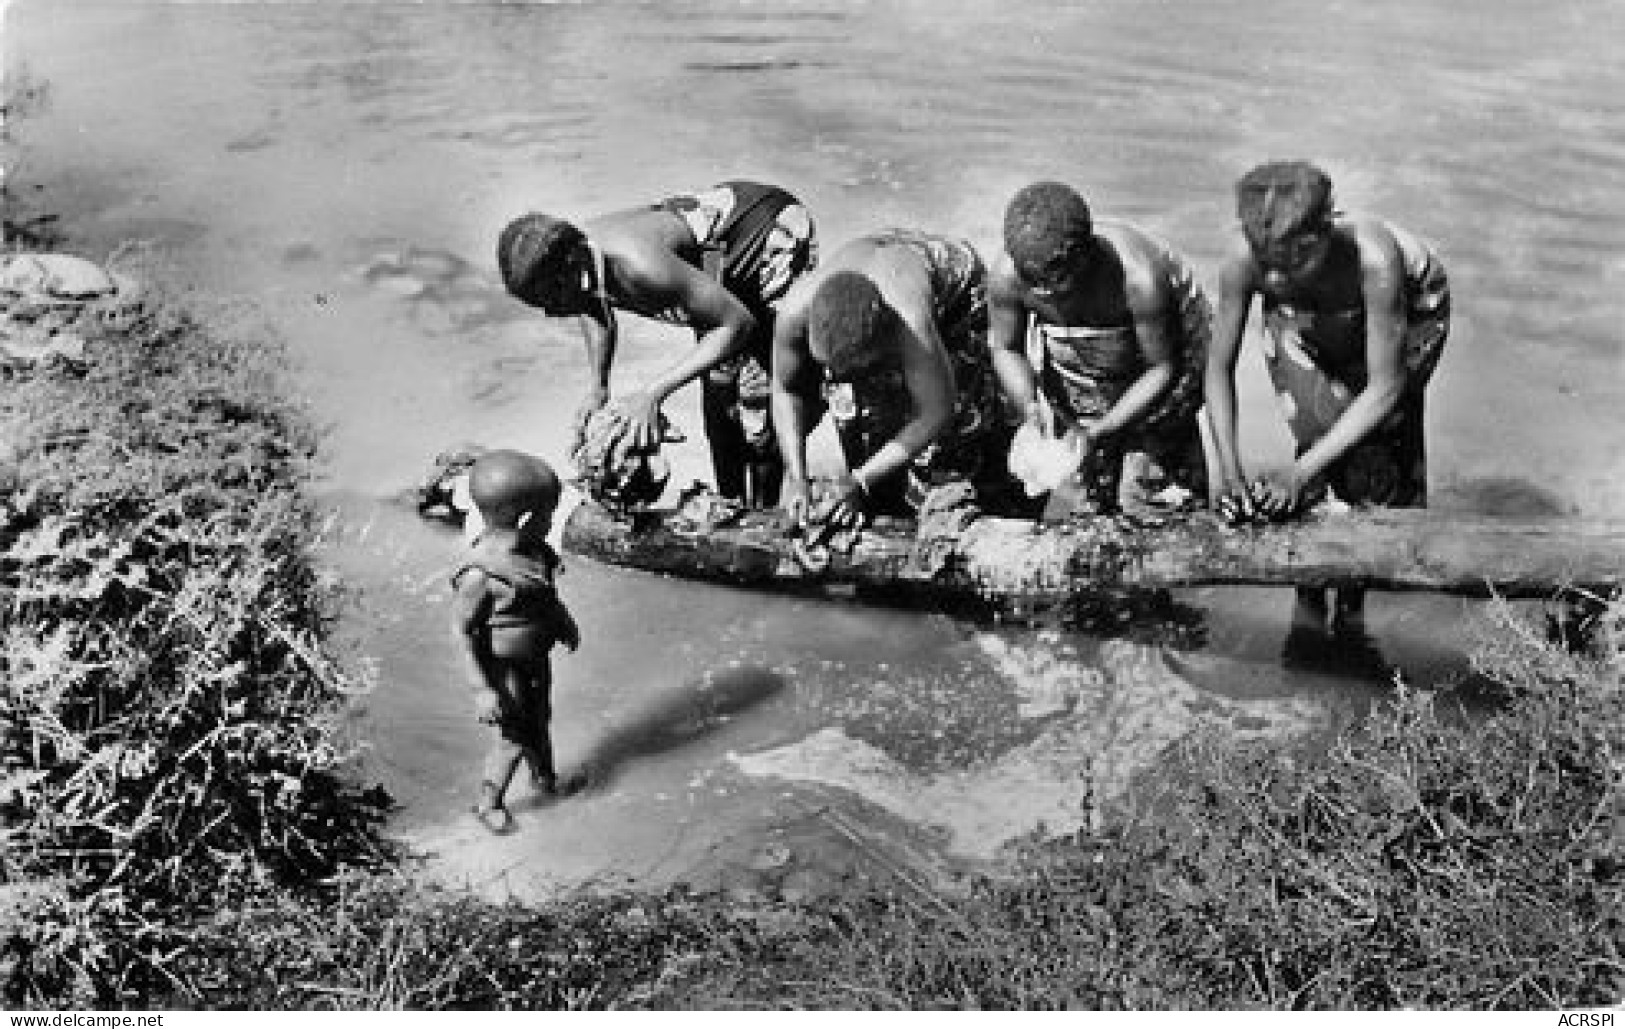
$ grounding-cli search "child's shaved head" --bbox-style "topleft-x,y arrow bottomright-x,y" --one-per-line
469,450 -> 562,529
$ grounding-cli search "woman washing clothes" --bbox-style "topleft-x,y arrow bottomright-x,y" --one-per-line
987,181 -> 1211,516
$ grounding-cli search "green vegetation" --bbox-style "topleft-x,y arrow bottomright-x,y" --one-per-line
3,261 -> 1619,1009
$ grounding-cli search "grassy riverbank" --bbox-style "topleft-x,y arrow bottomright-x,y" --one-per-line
0,267 -> 394,1005
3,260 -> 1619,1009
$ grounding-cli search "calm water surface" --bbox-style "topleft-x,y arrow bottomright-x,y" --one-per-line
9,1 -> 1622,875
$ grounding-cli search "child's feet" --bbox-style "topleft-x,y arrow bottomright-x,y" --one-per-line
473,782 -> 515,835
531,770 -> 558,797
556,769 -> 591,797
473,804 -> 514,834
526,768 -> 591,804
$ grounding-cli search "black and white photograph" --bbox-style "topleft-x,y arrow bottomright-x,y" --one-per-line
2,0 -> 1621,1013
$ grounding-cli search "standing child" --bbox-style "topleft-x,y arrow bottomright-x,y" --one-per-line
450,450 -> 580,833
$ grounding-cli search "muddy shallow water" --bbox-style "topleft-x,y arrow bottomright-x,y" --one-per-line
8,0 -> 1622,900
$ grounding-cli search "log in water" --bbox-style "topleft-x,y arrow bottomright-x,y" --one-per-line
561,498 -> 1625,604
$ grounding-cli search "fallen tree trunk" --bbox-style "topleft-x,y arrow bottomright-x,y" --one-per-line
561,497 -> 1625,604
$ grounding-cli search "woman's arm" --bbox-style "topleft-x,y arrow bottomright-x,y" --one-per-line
573,306 -> 617,445
611,247 -> 757,449
857,296 -> 954,492
1205,245 -> 1260,514
986,255 -> 1041,423
1291,228 -> 1409,488
1091,266 -> 1179,441
769,289 -> 822,520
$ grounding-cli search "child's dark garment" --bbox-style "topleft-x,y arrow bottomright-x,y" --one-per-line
452,539 -> 568,743
453,539 -> 564,637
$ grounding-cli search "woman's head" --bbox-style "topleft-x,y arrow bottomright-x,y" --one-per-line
1003,181 -> 1095,294
497,213 -> 591,313
808,271 -> 898,382
1236,161 -> 1336,277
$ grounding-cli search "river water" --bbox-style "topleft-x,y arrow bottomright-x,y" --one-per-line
8,0 -> 1622,898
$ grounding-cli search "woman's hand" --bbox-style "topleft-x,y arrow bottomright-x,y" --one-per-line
811,472 -> 870,532
613,391 -> 666,451
1250,473 -> 1327,522
1021,403 -> 1050,437
473,689 -> 503,726
1214,475 -> 1262,525
572,386 -> 610,451
1059,421 -> 1094,466
780,472 -> 813,527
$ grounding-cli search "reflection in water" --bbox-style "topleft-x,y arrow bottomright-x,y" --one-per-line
1280,610 -> 1394,682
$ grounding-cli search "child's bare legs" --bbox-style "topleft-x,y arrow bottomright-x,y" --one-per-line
490,656 -> 555,793
477,730 -> 523,833
471,627 -> 561,830
473,667 -> 548,832
518,666 -> 557,796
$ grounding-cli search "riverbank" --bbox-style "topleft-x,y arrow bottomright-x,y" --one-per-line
2,252 -> 1619,1009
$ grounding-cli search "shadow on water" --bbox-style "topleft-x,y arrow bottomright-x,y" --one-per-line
1438,474 -> 1577,517
571,663 -> 788,793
